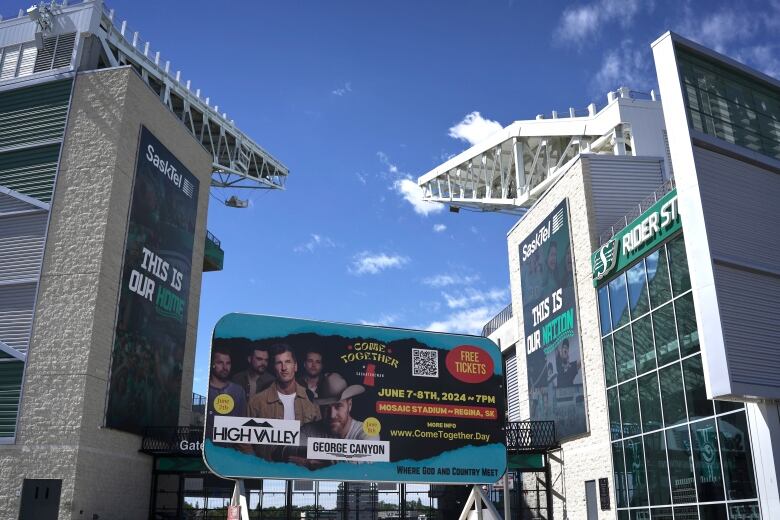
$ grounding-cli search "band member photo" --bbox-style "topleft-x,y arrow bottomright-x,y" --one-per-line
232,345 -> 274,401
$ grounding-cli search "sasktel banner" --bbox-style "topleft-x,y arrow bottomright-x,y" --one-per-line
519,199 -> 587,439
106,126 -> 199,434
203,314 -> 506,483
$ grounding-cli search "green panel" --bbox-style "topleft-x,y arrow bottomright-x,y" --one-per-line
0,144 -> 59,202
0,78 -> 72,203
0,78 -> 71,148
0,361 -> 24,438
203,235 -> 224,272
156,456 -> 208,472
507,452 -> 544,470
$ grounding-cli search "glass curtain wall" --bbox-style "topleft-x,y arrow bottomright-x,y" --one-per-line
597,234 -> 760,520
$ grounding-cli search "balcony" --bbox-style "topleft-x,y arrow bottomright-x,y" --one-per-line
203,230 -> 224,272
504,420 -> 558,453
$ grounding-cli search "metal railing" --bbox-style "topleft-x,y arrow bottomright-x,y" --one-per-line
482,303 -> 513,337
597,177 -> 676,246
504,421 -> 558,452
205,230 -> 221,248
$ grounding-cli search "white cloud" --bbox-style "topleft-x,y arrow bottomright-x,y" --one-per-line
737,44 -> 780,79
441,287 -> 508,309
433,223 -> 447,233
448,112 -> 503,146
355,172 -> 367,185
377,151 -> 399,176
349,252 -> 409,275
332,82 -> 352,96
360,313 -> 400,326
422,273 -> 480,288
393,177 -> 443,216
424,306 -> 499,335
556,0 -> 644,46
676,8 -> 757,54
593,39 -> 653,93
294,234 -> 335,253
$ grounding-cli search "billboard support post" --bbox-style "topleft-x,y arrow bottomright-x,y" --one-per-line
503,471 -> 510,520
459,485 -> 500,520
229,480 -> 249,520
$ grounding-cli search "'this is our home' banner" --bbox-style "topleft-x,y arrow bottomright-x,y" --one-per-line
105,126 -> 200,434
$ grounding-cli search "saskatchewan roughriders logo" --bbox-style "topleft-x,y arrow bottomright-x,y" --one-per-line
593,239 -> 617,280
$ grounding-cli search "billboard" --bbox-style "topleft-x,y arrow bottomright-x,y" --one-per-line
519,199 -> 587,439
105,126 -> 200,434
203,314 -> 506,483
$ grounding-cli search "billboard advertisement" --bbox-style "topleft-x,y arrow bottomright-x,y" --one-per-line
203,313 -> 506,483
105,126 -> 200,434
519,199 -> 587,439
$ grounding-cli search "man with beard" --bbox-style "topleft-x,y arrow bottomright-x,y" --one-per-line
298,348 -> 324,400
290,372 -> 378,469
248,344 -> 320,460
206,347 -> 247,437
232,345 -> 274,400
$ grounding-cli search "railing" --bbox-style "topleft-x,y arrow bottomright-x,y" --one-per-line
504,421 -> 558,452
482,303 -> 513,337
597,177 -> 676,246
205,230 -> 221,248
192,392 -> 206,408
141,426 -> 203,455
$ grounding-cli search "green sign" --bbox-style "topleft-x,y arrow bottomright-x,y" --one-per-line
592,189 -> 681,285
507,453 -> 544,470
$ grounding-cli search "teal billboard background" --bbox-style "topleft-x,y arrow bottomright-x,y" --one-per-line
203,313 -> 507,483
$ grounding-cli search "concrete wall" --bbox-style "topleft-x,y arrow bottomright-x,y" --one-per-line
506,156 -> 615,520
0,67 -> 211,520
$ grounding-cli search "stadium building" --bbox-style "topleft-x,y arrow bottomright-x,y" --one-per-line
0,1 -> 290,518
421,32 -> 780,520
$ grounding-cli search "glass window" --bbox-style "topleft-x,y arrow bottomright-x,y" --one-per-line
614,327 -> 636,383
638,372 -> 662,433
667,236 -> 691,295
675,293 -> 700,356
653,304 -> 679,366
728,502 -> 760,520
666,425 -> 696,504
632,316 -> 656,375
630,509 -> 650,520
627,260 -> 650,318
619,511 -> 630,520
646,247 -> 672,308
699,503 -> 727,520
644,431 -> 671,505
624,437 -> 648,507
659,363 -> 686,427
690,419 -> 724,502
613,441 -> 628,508
719,412 -> 758,500
609,273 -> 630,329
603,336 -> 617,387
715,399 -> 743,414
651,507 -> 673,520
608,387 -> 622,441
619,381 -> 640,438
599,285 -> 612,336
682,355 -> 714,420
674,506 -> 699,520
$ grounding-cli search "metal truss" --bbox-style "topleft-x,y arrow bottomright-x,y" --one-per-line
95,10 -> 287,190
418,88 -> 661,214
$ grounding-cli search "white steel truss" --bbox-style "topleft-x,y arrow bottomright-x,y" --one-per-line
418,88 -> 664,214
0,1 -> 288,191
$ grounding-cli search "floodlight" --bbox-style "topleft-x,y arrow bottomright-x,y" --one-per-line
26,5 -> 40,21
225,196 -> 248,208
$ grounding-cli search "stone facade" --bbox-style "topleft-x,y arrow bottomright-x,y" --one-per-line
0,67 -> 211,519
506,157 -> 615,520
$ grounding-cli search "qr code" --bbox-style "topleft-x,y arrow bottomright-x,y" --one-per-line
412,348 -> 439,378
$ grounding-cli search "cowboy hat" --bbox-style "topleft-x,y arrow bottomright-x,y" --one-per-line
314,373 -> 364,405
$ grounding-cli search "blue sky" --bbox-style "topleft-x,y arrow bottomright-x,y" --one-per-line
97,0 -> 780,395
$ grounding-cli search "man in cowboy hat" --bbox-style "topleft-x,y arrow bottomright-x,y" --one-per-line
289,372 -> 378,468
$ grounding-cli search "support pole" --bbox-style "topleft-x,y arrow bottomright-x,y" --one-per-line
458,485 -> 501,520
503,471 -> 511,520
229,479 -> 249,520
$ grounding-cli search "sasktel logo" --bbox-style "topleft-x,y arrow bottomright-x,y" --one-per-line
521,207 -> 565,262
593,239 -> 617,280
146,144 -> 195,198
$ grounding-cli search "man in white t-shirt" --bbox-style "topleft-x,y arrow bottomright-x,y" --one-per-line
247,344 -> 320,460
